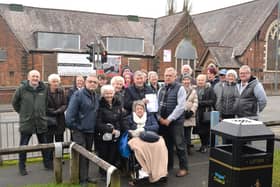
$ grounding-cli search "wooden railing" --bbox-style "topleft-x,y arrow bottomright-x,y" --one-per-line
0,142 -> 120,187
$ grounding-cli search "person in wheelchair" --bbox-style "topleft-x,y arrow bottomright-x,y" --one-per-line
123,100 -> 168,184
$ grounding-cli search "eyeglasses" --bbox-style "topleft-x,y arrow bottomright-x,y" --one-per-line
87,80 -> 98,84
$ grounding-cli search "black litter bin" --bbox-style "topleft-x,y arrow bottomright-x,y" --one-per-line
208,118 -> 274,187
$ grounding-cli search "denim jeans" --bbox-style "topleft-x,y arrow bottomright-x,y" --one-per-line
19,133 -> 52,170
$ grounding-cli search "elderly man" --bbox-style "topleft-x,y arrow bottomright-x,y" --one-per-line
158,67 -> 188,177
234,65 -> 267,119
176,64 -> 195,84
12,70 -> 52,176
124,70 -> 153,114
66,74 -> 99,186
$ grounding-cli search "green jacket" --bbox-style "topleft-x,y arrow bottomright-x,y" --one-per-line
12,80 -> 48,134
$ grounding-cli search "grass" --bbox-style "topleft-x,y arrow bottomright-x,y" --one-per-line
273,149 -> 280,187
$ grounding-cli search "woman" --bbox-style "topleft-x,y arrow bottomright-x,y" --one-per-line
123,72 -> 133,88
182,74 -> 198,155
67,75 -> 84,105
194,74 -> 216,153
96,85 -> 122,175
216,69 -> 239,119
111,76 -> 125,105
46,74 -> 67,161
125,100 -> 159,136
125,100 -> 167,184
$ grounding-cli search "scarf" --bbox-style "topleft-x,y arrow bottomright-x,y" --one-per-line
133,112 -> 147,129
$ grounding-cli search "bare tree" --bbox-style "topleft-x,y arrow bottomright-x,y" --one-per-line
166,0 -> 177,15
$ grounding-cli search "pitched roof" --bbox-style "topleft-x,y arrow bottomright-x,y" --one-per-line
0,4 -> 184,56
208,47 -> 240,68
192,0 -> 278,56
0,4 -> 155,54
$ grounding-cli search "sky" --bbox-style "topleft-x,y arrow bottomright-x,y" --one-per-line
0,0 -> 253,17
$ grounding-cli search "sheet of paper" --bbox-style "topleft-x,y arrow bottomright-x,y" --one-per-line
145,94 -> 158,112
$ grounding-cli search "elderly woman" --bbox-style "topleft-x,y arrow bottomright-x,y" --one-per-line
194,74 -> 216,153
46,74 -> 67,162
125,100 -> 168,184
123,72 -> 133,88
96,85 -> 122,174
182,74 -> 198,155
67,75 -> 84,105
216,69 -> 239,119
111,76 -> 125,103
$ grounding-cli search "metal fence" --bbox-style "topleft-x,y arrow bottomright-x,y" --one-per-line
0,121 -> 71,161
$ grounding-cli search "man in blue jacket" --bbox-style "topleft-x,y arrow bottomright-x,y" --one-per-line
66,74 -> 99,187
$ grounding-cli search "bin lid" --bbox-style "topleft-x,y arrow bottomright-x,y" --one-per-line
211,118 -> 274,138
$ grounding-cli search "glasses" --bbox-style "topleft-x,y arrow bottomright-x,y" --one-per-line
87,80 -> 98,84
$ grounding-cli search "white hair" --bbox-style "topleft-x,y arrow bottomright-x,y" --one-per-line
148,71 -> 158,80
101,84 -> 115,97
226,69 -> 238,79
48,74 -> 61,83
181,64 -> 193,75
110,76 -> 124,85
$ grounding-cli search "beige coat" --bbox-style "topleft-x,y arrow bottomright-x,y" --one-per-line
184,86 -> 198,127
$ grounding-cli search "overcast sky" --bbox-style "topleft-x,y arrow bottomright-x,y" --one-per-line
1,0 -> 253,17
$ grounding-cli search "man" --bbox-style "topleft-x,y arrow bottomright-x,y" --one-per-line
124,70 -> 153,114
158,67 -> 188,177
12,70 -> 52,176
176,64 -> 196,84
235,65 -> 267,119
66,74 -> 99,187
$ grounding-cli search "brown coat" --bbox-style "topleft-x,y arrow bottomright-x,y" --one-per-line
184,86 -> 198,127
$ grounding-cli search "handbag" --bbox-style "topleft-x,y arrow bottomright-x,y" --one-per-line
202,111 -> 211,124
119,131 -> 131,158
47,116 -> 57,127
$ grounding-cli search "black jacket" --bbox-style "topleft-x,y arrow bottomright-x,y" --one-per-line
96,97 -> 122,140
47,87 -> 67,134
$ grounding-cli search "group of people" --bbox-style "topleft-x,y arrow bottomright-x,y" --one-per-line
12,63 -> 267,186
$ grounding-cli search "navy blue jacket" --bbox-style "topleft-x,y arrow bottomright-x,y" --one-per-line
65,88 -> 99,133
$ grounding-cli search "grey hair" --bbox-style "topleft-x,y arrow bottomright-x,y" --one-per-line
110,76 -> 124,85
48,74 -> 61,83
100,84 -> 115,97
133,70 -> 144,78
132,100 -> 146,112
239,65 -> 251,73
148,71 -> 158,80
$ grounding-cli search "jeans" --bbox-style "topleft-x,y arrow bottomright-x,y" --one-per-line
160,121 -> 188,170
184,127 -> 192,146
19,133 -> 52,170
72,130 -> 94,183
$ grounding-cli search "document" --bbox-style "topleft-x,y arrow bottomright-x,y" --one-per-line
145,94 -> 158,112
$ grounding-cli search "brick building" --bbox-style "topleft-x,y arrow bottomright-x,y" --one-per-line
0,0 -> 279,103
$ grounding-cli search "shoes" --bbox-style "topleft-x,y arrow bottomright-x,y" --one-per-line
19,168 -> 28,176
200,146 -> 208,153
80,182 -> 88,187
176,169 -> 188,177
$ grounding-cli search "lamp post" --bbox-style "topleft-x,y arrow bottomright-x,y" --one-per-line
275,0 -> 280,92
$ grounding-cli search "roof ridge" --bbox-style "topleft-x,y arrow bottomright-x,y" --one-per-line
192,0 -> 257,16
0,3 -> 155,20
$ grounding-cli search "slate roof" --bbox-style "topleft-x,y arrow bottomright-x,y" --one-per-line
0,4 -> 184,56
192,0 -> 278,56
208,47 -> 240,68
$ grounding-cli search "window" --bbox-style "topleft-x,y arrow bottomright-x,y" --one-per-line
35,32 -> 80,50
0,49 -> 7,62
105,37 -> 144,54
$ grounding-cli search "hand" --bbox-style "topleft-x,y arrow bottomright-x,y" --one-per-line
159,118 -> 171,126
112,130 -> 120,138
142,98 -> 149,104
185,110 -> 194,119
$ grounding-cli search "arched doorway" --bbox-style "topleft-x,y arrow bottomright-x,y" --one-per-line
175,39 -> 197,76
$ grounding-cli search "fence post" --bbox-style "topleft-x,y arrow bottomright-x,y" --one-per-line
70,147 -> 79,184
54,142 -> 63,184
